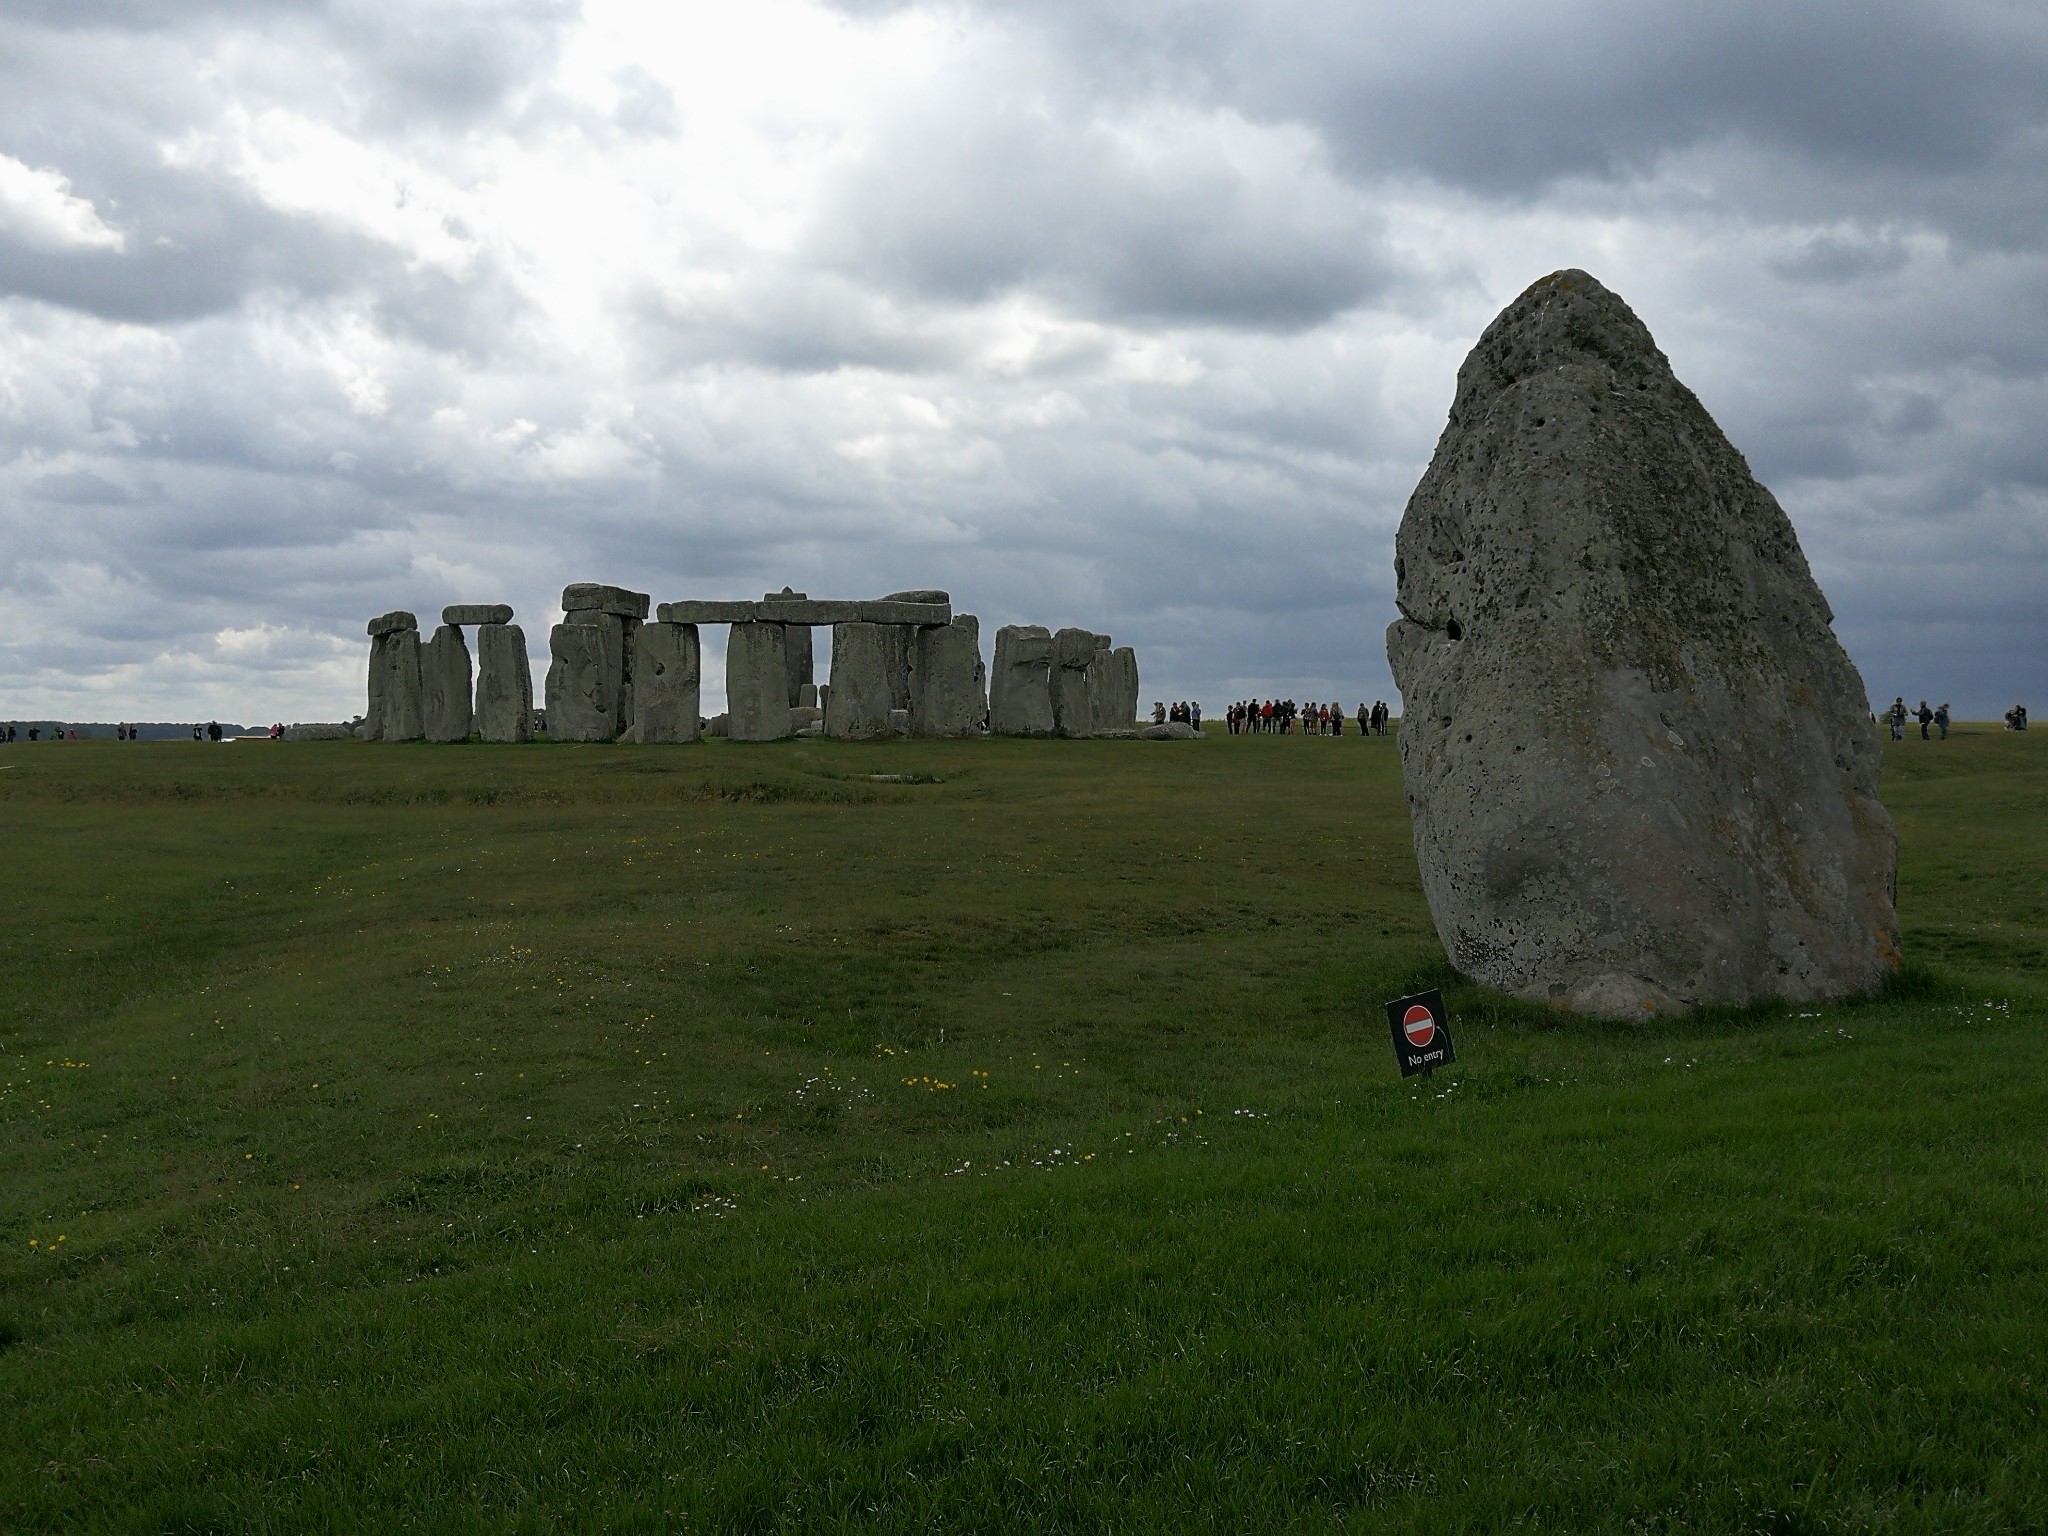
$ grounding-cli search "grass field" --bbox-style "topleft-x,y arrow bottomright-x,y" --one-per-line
2,724 -> 2043,1532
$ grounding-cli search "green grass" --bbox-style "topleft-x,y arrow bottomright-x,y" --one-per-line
1,724 -> 2043,1532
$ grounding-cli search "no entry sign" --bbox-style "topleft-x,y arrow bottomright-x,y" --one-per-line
1383,988 -> 1455,1076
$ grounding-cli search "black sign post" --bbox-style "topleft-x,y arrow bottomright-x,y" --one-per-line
1384,988 -> 1455,1077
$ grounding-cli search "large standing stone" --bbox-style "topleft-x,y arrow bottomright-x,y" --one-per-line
911,615 -> 986,736
1049,628 -> 1098,738
1386,269 -> 1900,1018
725,622 -> 791,742
561,584 -> 647,734
882,625 -> 915,711
1091,646 -> 1140,732
474,623 -> 533,743
365,623 -> 424,742
988,625 -> 1054,736
825,622 -> 895,739
767,591 -> 815,707
421,624 -> 473,743
627,622 -> 701,743
544,623 -> 615,742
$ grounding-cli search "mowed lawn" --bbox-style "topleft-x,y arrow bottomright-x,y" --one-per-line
1,725 -> 2043,1532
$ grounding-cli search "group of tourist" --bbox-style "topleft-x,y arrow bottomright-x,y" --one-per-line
1,724 -> 77,741
1222,699 -> 1394,736
1886,698 -> 1952,741
2006,705 -> 2030,731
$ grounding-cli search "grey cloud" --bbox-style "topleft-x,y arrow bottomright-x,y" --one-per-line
27,471 -> 131,504
810,87 -> 1397,330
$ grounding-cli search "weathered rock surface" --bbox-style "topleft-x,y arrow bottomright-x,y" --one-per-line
859,599 -> 950,626
797,682 -> 818,709
627,622 -> 701,743
882,625 -> 915,711
474,622 -> 533,742
367,610 -> 417,638
365,627 -> 424,741
882,588 -> 949,604
989,625 -> 1054,736
562,609 -> 638,735
1049,628 -> 1098,738
1140,722 -> 1196,740
284,722 -> 355,741
544,623 -> 616,741
725,621 -> 791,741
1090,646 -> 1141,732
442,603 -> 513,627
889,708 -> 910,736
1386,268 -> 1899,1019
911,615 -> 986,736
661,600 -> 760,624
421,624 -> 474,743
825,622 -> 895,739
560,583 -> 650,620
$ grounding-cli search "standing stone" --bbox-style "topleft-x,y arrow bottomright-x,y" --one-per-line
1097,646 -> 1140,731
1085,639 -> 1115,733
882,625 -> 915,711
989,625 -> 1055,736
544,623 -> 615,742
1049,628 -> 1098,738
825,622 -> 895,739
767,589 -> 815,707
560,584 -> 648,735
364,623 -> 424,742
421,624 -> 473,743
725,622 -> 791,742
1386,269 -> 1900,1019
626,622 -> 701,743
797,682 -> 818,709
911,615 -> 986,736
474,623 -> 533,742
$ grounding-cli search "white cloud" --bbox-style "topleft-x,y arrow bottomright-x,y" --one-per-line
0,154 -> 126,252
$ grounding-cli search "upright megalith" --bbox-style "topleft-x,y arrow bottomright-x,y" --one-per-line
1049,628 -> 1098,738
989,625 -> 1054,735
560,583 -> 649,737
364,612 -> 423,742
825,622 -> 895,739
725,621 -> 791,742
766,589 -> 815,707
421,625 -> 473,743
544,624 -> 615,742
474,623 -> 533,742
1386,269 -> 1899,1019
1092,646 -> 1140,733
911,615 -> 986,736
626,622 -> 701,743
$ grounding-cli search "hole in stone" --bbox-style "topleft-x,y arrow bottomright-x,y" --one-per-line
1445,619 -> 1463,641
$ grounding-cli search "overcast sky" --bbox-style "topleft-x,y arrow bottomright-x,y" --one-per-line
1,0 -> 2043,721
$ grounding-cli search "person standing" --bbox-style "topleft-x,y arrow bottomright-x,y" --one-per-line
1934,703 -> 1949,740
1887,697 -> 1907,741
1916,700 -> 1933,740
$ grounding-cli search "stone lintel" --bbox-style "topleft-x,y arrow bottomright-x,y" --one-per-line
659,600 -> 760,623
442,603 -> 513,627
760,598 -> 861,625
367,610 -> 418,637
859,599 -> 952,625
560,583 -> 650,619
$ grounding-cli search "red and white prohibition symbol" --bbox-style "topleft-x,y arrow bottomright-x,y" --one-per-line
1402,1004 -> 1437,1048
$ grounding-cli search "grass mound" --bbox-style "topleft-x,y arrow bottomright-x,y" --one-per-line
2,726 -> 2043,1529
